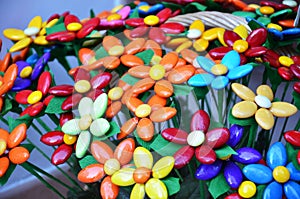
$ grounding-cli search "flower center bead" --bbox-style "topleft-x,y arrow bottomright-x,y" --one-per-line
238,181 -> 257,198
254,95 -> 271,108
219,154 -> 232,160
211,64 -> 228,76
144,15 -> 159,26
187,130 -> 205,147
0,81 -> 3,87
24,27 -> 39,36
104,158 -> 121,175
108,87 -> 124,101
27,90 -> 43,104
233,40 -> 249,53
20,66 -> 33,78
273,166 -> 290,183
74,80 -> 91,93
135,104 -> 151,118
0,139 -> 7,156
63,134 -> 77,145
79,114 -> 93,130
107,13 -> 122,21
149,64 -> 165,81
133,167 -> 152,184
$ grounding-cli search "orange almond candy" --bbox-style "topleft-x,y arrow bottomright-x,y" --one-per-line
180,48 -> 198,64
100,176 -> 119,199
125,38 -> 145,55
121,88 -> 134,104
68,67 -> 80,76
102,56 -> 120,69
0,157 -> 9,177
160,52 -> 178,71
150,107 -> 177,122
0,81 -> 14,96
7,123 -> 27,149
20,47 -> 29,60
128,65 -> 150,78
0,128 -> 9,142
174,58 -> 187,68
278,19 -> 295,28
106,101 -> 122,118
142,39 -> 162,57
133,167 -> 152,184
0,53 -> 11,72
97,10 -> 111,19
120,54 -> 144,67
123,29 -> 134,41
78,48 -> 95,65
195,68 -> 208,74
77,163 -> 105,183
9,146 -> 30,164
132,78 -> 155,94
3,64 -> 18,83
147,94 -> 167,110
231,0 -> 247,10
118,117 -> 139,140
114,138 -> 135,165
118,78 -> 132,91
103,35 -> 123,51
165,38 -> 189,49
154,80 -> 173,98
12,55 -> 22,63
126,97 -> 143,112
91,141 -> 114,164
168,65 -> 195,84
137,118 -> 154,141
0,97 -> 3,112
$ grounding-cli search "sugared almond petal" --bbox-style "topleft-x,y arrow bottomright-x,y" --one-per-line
255,108 -> 274,130
269,102 -> 297,117
90,140 -> 113,164
150,107 -> 177,122
232,101 -> 257,118
231,83 -> 255,101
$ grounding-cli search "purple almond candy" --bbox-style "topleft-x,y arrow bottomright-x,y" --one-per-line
231,147 -> 262,164
26,53 -> 39,65
31,52 -> 51,80
11,78 -> 31,91
227,124 -> 244,147
224,161 -> 243,189
195,160 -> 223,181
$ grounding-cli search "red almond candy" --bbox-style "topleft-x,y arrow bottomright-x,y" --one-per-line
195,145 -> 216,164
64,14 -> 81,29
86,89 -> 104,100
58,31 -> 76,42
59,112 -> 74,127
262,50 -> 280,68
148,27 -> 167,45
20,106 -> 31,117
209,46 -> 232,60
244,46 -> 267,57
37,71 -> 52,96
160,22 -> 185,34
171,9 -> 181,17
91,72 -> 112,90
29,102 -> 44,117
190,110 -> 210,132
224,30 -> 240,47
294,82 -> 300,94
136,118 -> 154,142
284,131 -> 300,147
290,64 -> 300,79
161,128 -> 188,145
292,56 -> 300,65
47,13 -> 60,23
225,193 -> 243,199
130,26 -> 149,38
46,31 -> 63,41
204,128 -> 230,148
76,17 -> 100,39
114,138 -> 135,165
173,145 -> 195,169
49,85 -> 74,96
77,164 -> 105,183
246,28 -> 267,47
61,94 -> 83,111
100,176 -> 119,199
125,18 -> 145,27
7,123 -> 27,149
157,8 -> 172,24
51,144 -> 73,165
278,67 -> 294,81
40,131 -> 64,146
43,95 -> 55,106
298,151 -> 300,165
15,90 -> 32,104
240,54 -> 247,65
260,1 -> 289,10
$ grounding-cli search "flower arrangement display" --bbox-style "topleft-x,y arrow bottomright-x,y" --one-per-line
0,0 -> 300,199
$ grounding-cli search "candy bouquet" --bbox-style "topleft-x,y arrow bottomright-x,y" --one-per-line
1,0 -> 300,198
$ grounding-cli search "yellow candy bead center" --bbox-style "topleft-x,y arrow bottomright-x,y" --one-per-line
273,166 -> 290,183
139,5 -> 150,12
63,134 -> 77,145
0,81 -> 3,87
0,139 -> 7,156
279,56 -> 294,67
135,104 -> 151,118
259,6 -> 275,15
238,181 -> 257,198
74,80 -> 91,93
149,64 -> 165,81
20,66 -> 33,78
104,158 -> 121,175
107,13 -> 122,21
108,87 -> 124,101
67,22 -> 82,32
233,40 -> 249,53
27,90 -> 43,104
219,154 -> 232,160
144,15 -> 159,26
211,64 -> 228,76
79,114 -> 93,131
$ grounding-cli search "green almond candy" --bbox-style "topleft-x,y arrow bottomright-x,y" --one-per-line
232,11 -> 257,19
270,9 -> 293,19
61,119 -> 81,135
257,16 -> 271,26
90,118 -> 110,137
75,131 -> 91,158
78,97 -> 93,117
92,93 -> 108,119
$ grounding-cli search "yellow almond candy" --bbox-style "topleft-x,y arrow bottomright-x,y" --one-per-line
175,40 -> 193,53
108,45 -> 124,56
111,168 -> 135,186
20,66 -> 33,78
248,4 -> 260,10
139,5 -> 150,12
144,15 -> 159,26
273,166 -> 290,183
193,38 -> 209,52
130,184 -> 145,199
34,35 -> 49,45
107,13 -> 122,21
145,178 -> 168,199
152,156 -> 174,179
104,158 -> 121,175
255,108 -> 274,130
79,114 -> 93,130
111,4 -> 124,13
231,83 -> 256,101
3,28 -> 27,41
150,55 -> 162,65
279,56 -> 294,67
238,181 -> 256,198
74,80 -> 91,93
269,102 -> 297,117
267,23 -> 283,31
233,40 -> 249,53
256,85 -> 273,101
233,25 -> 249,40
27,90 -> 43,104
134,147 -> 153,169
149,64 -> 165,81
189,20 -> 205,32
67,22 -> 82,32
39,18 -> 59,36
217,29 -> 226,46
108,87 -> 124,101
9,37 -> 32,52
260,6 -> 275,15
166,38 -> 189,49
63,134 -> 77,145
232,101 -> 258,118
0,139 -> 7,156
28,16 -> 42,29
211,64 -> 228,75
202,28 -> 225,41
135,104 -> 151,118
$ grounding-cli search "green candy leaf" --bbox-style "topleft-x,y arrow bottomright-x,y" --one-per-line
248,18 -> 265,31
1,98 -> 12,115
270,9 -> 293,19
135,49 -> 154,65
0,164 -> 17,186
79,155 -> 98,169
215,145 -> 237,158
129,7 -> 139,19
208,173 -> 230,199
120,74 -> 140,86
92,121 -> 120,141
8,115 -> 33,132
292,91 -> 300,110
161,177 -> 180,196
228,109 -> 256,126
46,22 -> 66,35
173,84 -> 194,96
95,46 -> 109,60
90,9 -> 95,18
21,143 -> 35,153
0,71 -> 4,76
193,86 -> 209,100
150,134 -> 182,156
184,2 -> 207,13
45,97 -> 67,114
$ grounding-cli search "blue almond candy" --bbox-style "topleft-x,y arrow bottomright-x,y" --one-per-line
263,181 -> 282,199
231,147 -> 262,164
243,164 -> 273,184
227,64 -> 253,80
211,76 -> 229,90
268,28 -> 284,40
196,56 -> 215,73
227,124 -> 244,147
224,161 -> 243,189
25,53 -> 39,65
266,142 -> 287,170
284,181 -> 300,199
31,52 -> 51,80
195,160 -> 223,180
11,78 -> 31,91
188,73 -> 214,87
282,28 -> 300,40
221,50 -> 240,70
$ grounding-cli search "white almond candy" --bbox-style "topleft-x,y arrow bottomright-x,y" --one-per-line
187,29 -> 202,39
92,93 -> 108,119
255,95 -> 271,109
78,97 -> 93,117
90,118 -> 110,137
